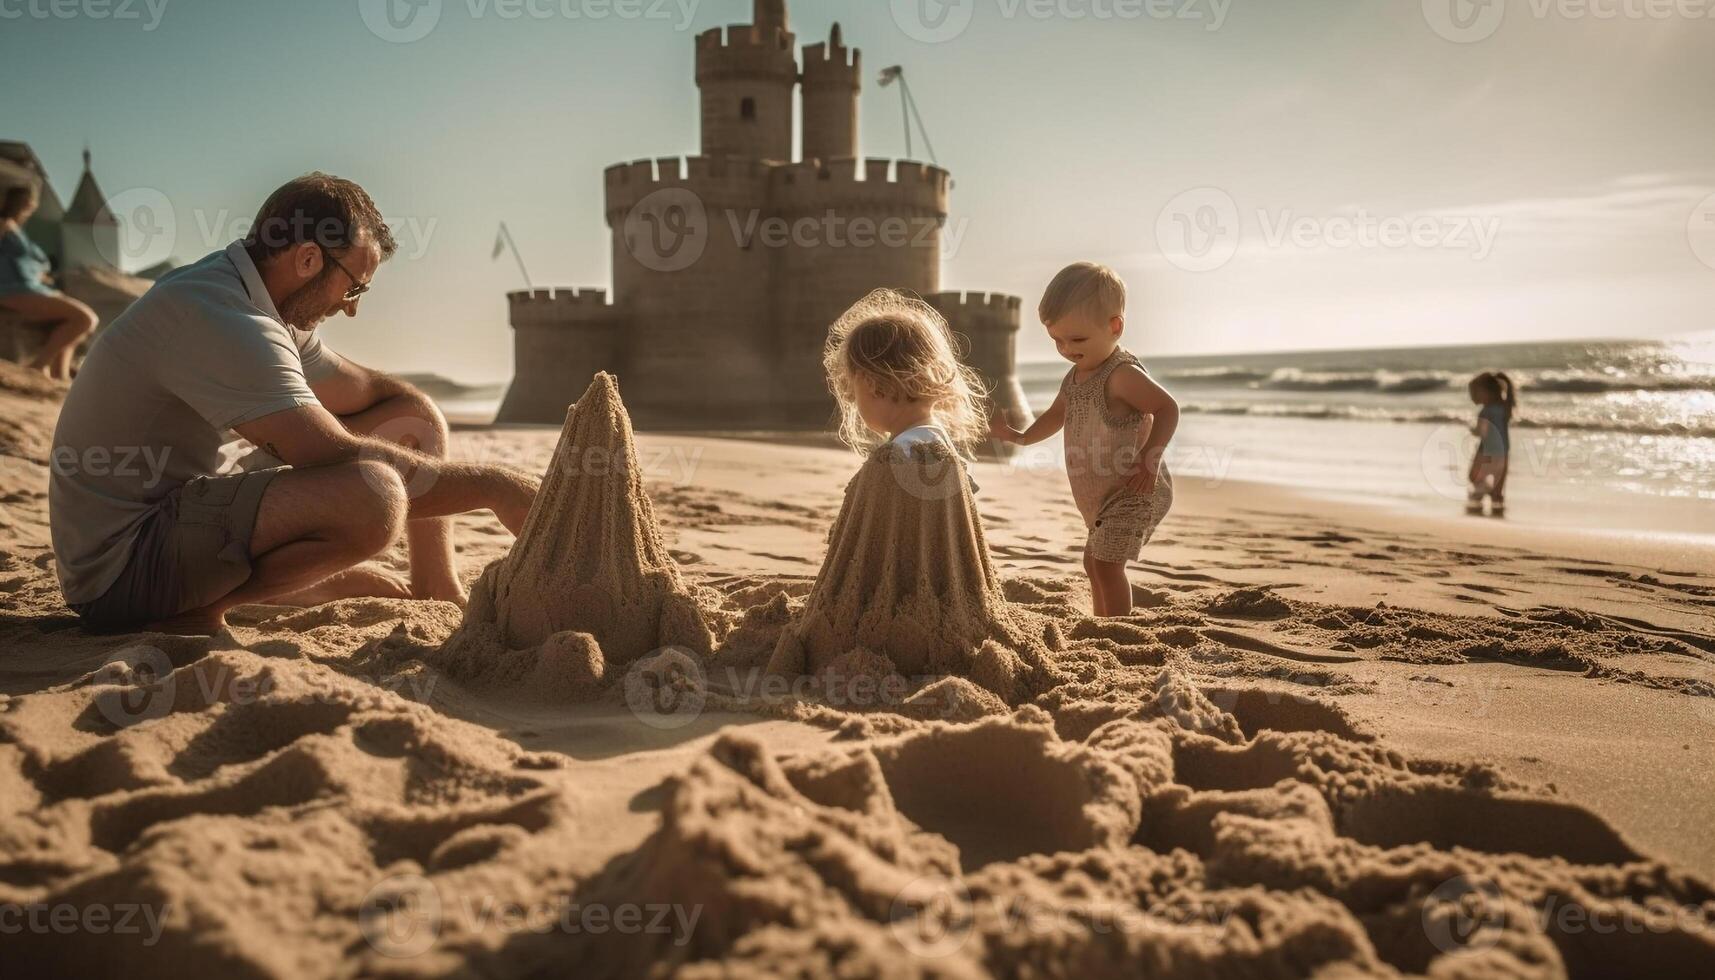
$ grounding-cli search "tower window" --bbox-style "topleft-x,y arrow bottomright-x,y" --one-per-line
740,97 -> 756,121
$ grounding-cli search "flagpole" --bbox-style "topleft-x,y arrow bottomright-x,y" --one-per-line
499,222 -> 533,289
901,78 -> 939,167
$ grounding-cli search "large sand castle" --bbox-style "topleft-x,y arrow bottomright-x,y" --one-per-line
496,0 -> 1031,432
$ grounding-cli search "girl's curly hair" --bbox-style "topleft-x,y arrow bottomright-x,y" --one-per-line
824,288 -> 990,452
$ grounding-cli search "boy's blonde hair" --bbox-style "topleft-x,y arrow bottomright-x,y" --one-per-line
1039,261 -> 1126,325
824,288 -> 989,452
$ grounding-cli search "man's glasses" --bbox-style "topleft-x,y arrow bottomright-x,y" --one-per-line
318,245 -> 371,303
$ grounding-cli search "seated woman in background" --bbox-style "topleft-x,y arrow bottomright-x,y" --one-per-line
0,181 -> 99,380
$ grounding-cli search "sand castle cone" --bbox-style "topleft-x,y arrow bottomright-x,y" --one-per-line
765,442 -> 1058,702
445,374 -> 714,690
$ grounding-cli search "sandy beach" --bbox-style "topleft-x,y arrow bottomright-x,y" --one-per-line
2,362 -> 1713,977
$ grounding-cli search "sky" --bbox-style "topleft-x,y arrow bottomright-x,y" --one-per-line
4,0 -> 1713,381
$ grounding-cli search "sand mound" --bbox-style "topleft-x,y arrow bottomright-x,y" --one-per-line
0,643 -> 589,978
765,443 -> 1061,703
437,374 -> 717,696
491,699 -> 1715,978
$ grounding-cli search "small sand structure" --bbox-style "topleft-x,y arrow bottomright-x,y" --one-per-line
765,441 -> 1060,702
437,374 -> 715,696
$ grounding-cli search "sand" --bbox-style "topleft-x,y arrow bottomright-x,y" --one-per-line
2,360 -> 1713,977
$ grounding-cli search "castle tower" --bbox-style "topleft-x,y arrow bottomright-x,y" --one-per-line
695,0 -> 796,162
61,149 -> 120,273
801,22 -> 860,162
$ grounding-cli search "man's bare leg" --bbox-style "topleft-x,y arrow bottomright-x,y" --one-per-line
335,391 -> 464,604
144,461 -> 408,635
271,563 -> 413,607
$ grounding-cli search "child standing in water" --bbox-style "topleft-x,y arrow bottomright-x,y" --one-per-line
1467,372 -> 1516,516
991,262 -> 1178,617
825,288 -> 989,459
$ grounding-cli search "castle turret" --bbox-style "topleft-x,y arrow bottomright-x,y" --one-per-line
928,291 -> 1031,443
497,288 -> 625,424
695,1 -> 796,162
801,22 -> 860,163
62,149 -> 120,273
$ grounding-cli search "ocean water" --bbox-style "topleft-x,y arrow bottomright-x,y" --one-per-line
1010,333 -> 1715,539
434,334 -> 1714,538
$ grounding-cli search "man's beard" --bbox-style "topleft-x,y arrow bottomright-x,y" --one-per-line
277,268 -> 344,329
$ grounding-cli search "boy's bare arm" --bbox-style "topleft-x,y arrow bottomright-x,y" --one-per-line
991,389 -> 1067,446
1110,365 -> 1180,494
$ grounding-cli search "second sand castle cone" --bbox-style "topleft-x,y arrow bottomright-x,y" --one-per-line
450,374 -> 715,681
765,442 -> 1059,702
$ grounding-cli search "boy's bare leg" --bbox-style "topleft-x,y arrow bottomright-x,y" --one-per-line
335,391 -> 465,604
143,461 -> 408,635
1089,557 -> 1133,618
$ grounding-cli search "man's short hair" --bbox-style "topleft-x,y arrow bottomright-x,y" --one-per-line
1,181 -> 39,222
244,172 -> 397,265
1039,261 -> 1126,324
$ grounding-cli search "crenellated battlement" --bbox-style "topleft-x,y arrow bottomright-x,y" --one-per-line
801,40 -> 860,75
695,25 -> 796,84
603,155 -> 774,222
928,291 -> 1024,322
508,288 -> 622,329
695,25 -> 794,54
768,158 -> 949,216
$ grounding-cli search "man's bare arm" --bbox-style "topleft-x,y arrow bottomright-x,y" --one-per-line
309,354 -> 420,417
234,406 -> 536,533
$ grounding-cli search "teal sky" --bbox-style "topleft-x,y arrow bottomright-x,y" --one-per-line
5,0 -> 1712,381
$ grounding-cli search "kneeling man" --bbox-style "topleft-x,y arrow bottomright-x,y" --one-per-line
49,173 -> 538,635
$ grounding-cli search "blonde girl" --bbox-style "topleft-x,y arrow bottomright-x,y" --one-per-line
824,288 -> 989,457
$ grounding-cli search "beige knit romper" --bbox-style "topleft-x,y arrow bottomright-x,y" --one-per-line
1061,348 -> 1174,563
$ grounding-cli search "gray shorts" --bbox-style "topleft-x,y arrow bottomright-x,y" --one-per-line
72,467 -> 286,632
